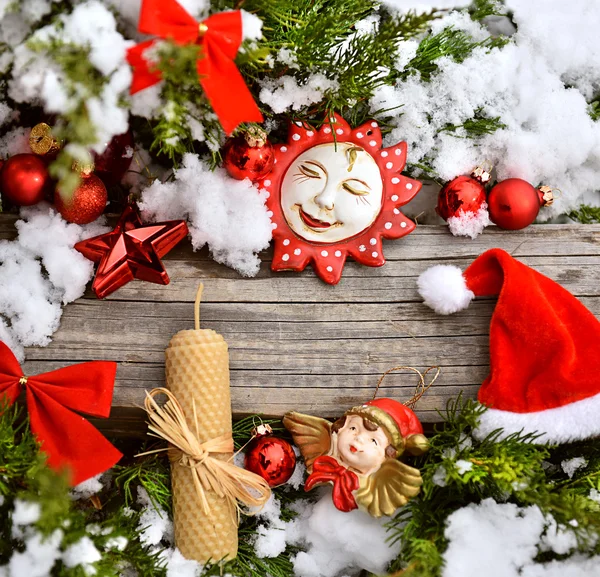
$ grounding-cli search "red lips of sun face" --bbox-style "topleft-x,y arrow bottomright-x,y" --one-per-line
298,207 -> 333,229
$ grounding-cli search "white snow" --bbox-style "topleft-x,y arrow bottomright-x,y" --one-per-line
447,205 -> 490,239
139,153 -> 272,277
253,491 -> 400,577
9,1 -> 132,154
62,536 -> 102,573
136,487 -> 173,547
455,459 -> 473,475
561,457 -> 588,479
259,74 -> 339,114
71,474 -> 105,500
12,500 -> 41,526
371,6 -> 600,219
5,529 -> 63,577
0,204 -> 109,361
443,498 -> 600,577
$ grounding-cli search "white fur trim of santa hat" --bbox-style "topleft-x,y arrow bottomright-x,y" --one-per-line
474,390 -> 600,444
417,265 -> 474,315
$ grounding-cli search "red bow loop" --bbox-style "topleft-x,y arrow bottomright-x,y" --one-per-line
127,0 -> 263,134
305,455 -> 360,512
0,341 -> 122,486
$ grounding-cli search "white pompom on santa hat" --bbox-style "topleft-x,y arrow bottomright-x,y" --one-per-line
417,248 -> 600,443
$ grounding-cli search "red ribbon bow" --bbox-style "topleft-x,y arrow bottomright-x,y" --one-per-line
0,342 -> 122,486
305,455 -> 360,512
127,0 -> 263,134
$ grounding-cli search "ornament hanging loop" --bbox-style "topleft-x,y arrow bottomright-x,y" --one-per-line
372,365 -> 440,408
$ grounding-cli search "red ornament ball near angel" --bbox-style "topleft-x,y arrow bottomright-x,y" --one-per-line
260,114 -> 422,284
283,398 -> 429,518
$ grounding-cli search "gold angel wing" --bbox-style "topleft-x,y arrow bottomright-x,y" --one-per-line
355,459 -> 423,518
282,411 -> 332,471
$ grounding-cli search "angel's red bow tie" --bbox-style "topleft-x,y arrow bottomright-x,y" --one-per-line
305,455 -> 359,512
0,342 -> 122,485
126,0 -> 263,134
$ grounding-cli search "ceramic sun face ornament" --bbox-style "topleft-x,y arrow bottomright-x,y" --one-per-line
262,114 -> 422,284
283,398 -> 429,517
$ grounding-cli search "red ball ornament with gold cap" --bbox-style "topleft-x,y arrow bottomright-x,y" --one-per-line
244,423 -> 296,487
259,114 -> 422,285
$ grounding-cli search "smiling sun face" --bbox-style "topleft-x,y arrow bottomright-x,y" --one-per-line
261,114 -> 421,285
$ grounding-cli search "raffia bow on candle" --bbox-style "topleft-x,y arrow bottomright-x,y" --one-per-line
141,388 -> 271,519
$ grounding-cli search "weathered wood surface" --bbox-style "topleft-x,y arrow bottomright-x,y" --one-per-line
2,216 -> 599,434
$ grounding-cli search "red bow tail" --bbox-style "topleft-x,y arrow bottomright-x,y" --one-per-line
127,0 -> 263,134
0,342 -> 122,486
305,456 -> 360,512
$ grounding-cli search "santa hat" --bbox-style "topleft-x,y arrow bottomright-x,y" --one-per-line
346,398 -> 429,456
417,248 -> 600,443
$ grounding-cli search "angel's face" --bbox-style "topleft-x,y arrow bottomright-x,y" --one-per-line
281,142 -> 384,243
335,415 -> 389,475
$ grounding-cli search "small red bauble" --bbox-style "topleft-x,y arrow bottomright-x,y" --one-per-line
245,430 -> 296,487
93,130 -> 135,185
55,174 -> 107,224
436,175 -> 487,221
0,154 -> 52,206
222,131 -> 275,182
487,178 -> 552,230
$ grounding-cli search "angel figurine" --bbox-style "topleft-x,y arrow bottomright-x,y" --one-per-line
283,398 -> 429,518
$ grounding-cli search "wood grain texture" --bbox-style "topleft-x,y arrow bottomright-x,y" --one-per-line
2,214 -> 598,433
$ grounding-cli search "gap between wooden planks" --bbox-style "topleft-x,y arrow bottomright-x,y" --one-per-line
2,216 -> 599,436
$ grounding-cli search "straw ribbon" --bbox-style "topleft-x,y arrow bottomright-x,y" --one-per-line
141,388 -> 271,520
373,365 -> 441,408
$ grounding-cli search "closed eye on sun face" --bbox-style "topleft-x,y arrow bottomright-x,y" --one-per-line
342,179 -> 371,196
298,161 -> 323,179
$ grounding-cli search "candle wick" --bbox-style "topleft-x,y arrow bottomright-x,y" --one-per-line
194,283 -> 204,330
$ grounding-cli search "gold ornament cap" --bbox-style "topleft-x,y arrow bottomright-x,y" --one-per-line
29,123 -> 61,156
471,161 -> 493,184
72,157 -> 95,177
538,185 -> 554,207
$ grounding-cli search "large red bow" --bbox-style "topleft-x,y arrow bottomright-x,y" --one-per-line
0,342 -> 122,486
127,0 -> 263,134
305,456 -> 360,512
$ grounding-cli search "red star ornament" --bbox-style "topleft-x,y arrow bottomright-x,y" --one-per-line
260,114 -> 422,285
75,205 -> 189,299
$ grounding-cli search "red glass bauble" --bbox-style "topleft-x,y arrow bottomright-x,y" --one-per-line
436,175 -> 487,220
93,130 -> 135,185
222,133 -> 275,182
487,178 -> 542,230
245,434 -> 296,487
55,174 -> 108,224
0,154 -> 52,206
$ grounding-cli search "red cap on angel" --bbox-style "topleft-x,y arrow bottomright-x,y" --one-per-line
261,114 -> 421,285
283,369 -> 433,517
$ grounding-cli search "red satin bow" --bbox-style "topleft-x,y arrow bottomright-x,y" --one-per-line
127,0 -> 263,134
305,455 -> 360,512
0,342 -> 122,486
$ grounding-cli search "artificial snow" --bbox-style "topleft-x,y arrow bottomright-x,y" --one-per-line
5,529 -> 63,577
136,487 -> 173,547
442,498 -> 599,577
253,491 -> 400,577
0,204 -> 109,361
447,205 -> 490,239
259,74 -> 339,115
71,474 -> 105,500
370,5 -> 600,219
62,536 -> 102,572
9,1 -> 132,154
561,457 -> 588,479
11,500 -> 41,526
139,153 -> 272,277
455,459 -> 473,475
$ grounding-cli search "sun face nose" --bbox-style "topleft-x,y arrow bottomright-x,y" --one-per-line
313,182 -> 336,211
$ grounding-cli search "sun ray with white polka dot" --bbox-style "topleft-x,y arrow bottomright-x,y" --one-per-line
259,114 -> 421,284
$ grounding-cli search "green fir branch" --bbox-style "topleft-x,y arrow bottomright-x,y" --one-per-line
439,107 -> 507,137
567,204 -> 600,223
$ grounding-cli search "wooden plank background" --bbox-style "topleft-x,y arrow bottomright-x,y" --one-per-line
2,216 -> 599,434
